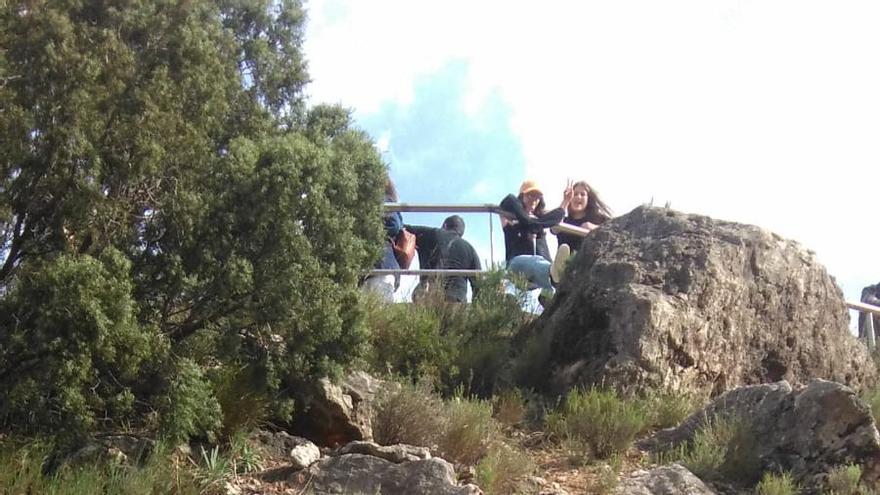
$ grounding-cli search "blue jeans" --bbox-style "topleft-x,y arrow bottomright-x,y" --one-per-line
508,255 -> 552,290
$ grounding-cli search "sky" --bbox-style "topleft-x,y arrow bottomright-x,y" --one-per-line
302,0 -> 880,322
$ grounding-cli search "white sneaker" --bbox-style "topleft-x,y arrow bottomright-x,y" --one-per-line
551,244 -> 571,285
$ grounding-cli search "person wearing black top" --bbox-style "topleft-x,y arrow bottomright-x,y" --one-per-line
550,180 -> 612,284
499,180 -> 572,293
406,215 -> 481,303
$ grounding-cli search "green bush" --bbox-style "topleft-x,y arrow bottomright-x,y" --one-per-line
476,442 -> 535,495
372,380 -> 447,447
363,269 -> 531,395
659,415 -> 761,485
157,358 -> 222,445
546,387 -> 647,459
0,438 -> 203,495
825,464 -> 865,495
755,471 -> 799,495
438,396 -> 499,465
640,389 -> 701,430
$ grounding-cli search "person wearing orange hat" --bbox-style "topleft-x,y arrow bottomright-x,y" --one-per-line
499,179 -> 573,304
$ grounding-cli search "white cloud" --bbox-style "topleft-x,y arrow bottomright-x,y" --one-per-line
305,0 -> 880,308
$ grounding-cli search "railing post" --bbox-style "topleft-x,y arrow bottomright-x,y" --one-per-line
864,312 -> 876,350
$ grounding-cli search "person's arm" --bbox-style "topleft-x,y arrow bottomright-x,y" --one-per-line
468,245 -> 482,300
403,224 -> 434,235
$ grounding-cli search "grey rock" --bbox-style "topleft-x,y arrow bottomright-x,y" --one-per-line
525,206 -> 875,397
253,429 -> 320,469
615,464 -> 717,495
335,440 -> 431,463
289,453 -> 481,494
290,441 -> 321,470
300,370 -> 387,446
640,380 -> 880,493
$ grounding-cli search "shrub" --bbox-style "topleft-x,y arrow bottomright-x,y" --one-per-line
825,463 -> 864,495
372,380 -> 447,447
157,358 -> 223,445
659,414 -> 761,485
546,387 -> 647,459
476,442 -> 535,495
861,386 -> 880,426
640,389 -> 701,430
438,396 -> 499,465
363,268 -> 532,395
755,471 -> 799,495
492,389 -> 527,427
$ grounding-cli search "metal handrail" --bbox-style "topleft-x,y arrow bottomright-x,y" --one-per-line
373,203 -> 590,277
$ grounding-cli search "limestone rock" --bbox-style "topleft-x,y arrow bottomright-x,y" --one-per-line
614,464 -> 717,495
640,380 -> 880,493
298,370 -> 387,446
525,206 -> 875,397
336,440 -> 431,463
289,453 -> 481,494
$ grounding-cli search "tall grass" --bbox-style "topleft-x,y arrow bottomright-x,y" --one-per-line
755,471 -> 799,495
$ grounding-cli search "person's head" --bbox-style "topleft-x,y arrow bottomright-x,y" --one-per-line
568,180 -> 612,221
384,177 -> 398,202
517,179 -> 546,215
441,215 -> 465,236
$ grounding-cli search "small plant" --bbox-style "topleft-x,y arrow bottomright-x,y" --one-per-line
641,389 -> 700,430
475,442 -> 535,495
860,386 -> 880,428
755,471 -> 799,495
193,445 -> 232,491
438,396 -> 499,465
492,389 -> 527,427
229,432 -> 264,474
546,387 -> 647,459
372,380 -> 447,447
825,463 -> 864,495
658,414 -> 761,485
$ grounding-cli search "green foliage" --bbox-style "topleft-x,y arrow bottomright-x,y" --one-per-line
640,389 -> 702,430
860,386 -> 880,426
546,387 -> 647,460
438,396 -> 499,466
0,0 -> 387,438
475,442 -> 535,495
755,471 -> 799,495
0,438 -> 202,495
0,249 -> 159,436
364,269 -> 531,395
372,380 -> 447,448
658,415 -> 761,485
826,464 -> 868,495
157,358 -> 222,445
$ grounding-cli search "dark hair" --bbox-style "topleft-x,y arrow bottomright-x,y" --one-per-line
442,215 -> 465,236
570,180 -> 611,222
517,192 -> 546,216
384,177 -> 398,202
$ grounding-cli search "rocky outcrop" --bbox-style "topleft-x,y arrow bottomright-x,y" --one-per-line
288,441 -> 480,495
639,380 -> 880,493
296,370 -> 388,446
614,464 -> 717,495
524,206 -> 875,397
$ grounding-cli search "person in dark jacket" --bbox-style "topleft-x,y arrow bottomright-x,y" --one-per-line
362,179 -> 402,301
406,215 -> 481,303
499,180 -> 571,295
550,180 -> 612,284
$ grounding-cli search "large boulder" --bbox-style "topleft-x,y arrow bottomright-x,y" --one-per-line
639,380 -> 880,493
523,206 -> 875,397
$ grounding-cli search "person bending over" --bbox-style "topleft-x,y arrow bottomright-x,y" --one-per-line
406,215 -> 481,303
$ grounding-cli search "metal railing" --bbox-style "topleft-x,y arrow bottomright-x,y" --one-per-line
377,203 -> 589,275
849,301 -> 880,349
